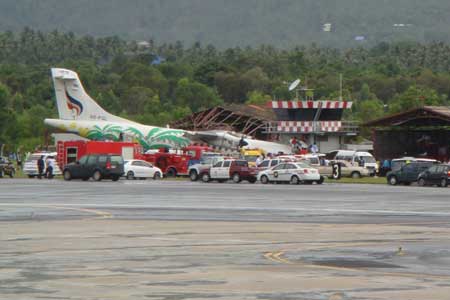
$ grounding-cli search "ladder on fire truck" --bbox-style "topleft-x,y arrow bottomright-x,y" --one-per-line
56,141 -> 65,168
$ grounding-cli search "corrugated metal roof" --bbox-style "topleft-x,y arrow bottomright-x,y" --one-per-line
364,106 -> 450,127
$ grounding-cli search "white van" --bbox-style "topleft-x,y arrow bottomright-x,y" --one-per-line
326,150 -> 378,175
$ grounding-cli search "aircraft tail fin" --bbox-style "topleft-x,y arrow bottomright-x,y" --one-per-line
51,68 -> 116,121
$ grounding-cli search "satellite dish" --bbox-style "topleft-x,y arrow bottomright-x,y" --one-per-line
288,79 -> 301,91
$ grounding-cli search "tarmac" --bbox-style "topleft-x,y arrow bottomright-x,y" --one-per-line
1,179 -> 450,299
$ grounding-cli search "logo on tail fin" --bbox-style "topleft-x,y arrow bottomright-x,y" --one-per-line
65,88 -> 83,117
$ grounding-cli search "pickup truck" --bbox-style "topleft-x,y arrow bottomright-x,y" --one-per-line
200,159 -> 258,183
188,153 -> 225,181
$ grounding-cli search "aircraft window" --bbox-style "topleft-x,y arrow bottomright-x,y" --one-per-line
213,161 -> 223,168
223,161 -> 231,167
259,161 -> 269,167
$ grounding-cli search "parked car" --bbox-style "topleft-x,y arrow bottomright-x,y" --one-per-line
386,161 -> 436,185
201,159 -> 258,183
63,154 -> 124,181
326,150 -> 378,175
417,164 -> 450,187
257,162 -> 322,185
23,152 -> 62,178
188,153 -> 224,181
0,156 -> 16,178
124,159 -> 162,180
390,157 -> 438,172
256,158 -> 291,171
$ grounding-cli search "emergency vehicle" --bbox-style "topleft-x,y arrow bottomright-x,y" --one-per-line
56,140 -> 142,169
140,145 -> 213,177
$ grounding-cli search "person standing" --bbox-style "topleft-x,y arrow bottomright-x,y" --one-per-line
46,156 -> 55,179
37,155 -> 45,179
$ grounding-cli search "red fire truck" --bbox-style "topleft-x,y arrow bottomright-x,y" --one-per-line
140,145 -> 213,177
56,140 -> 142,169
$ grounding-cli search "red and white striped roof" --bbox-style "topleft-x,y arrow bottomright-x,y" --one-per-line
277,121 -> 342,133
270,100 -> 352,109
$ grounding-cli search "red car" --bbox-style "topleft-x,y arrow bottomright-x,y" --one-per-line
200,159 -> 258,183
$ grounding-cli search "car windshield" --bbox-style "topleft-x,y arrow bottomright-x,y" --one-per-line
201,155 -> 222,164
111,156 -> 124,164
295,162 -> 310,169
361,156 -> 376,163
244,155 -> 258,162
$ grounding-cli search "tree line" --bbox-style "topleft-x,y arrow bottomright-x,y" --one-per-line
0,29 -> 449,152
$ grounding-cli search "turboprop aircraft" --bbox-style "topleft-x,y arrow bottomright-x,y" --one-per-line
44,68 -> 291,153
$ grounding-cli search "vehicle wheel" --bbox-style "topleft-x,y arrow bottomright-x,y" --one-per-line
189,170 -> 198,181
317,176 -> 324,185
388,176 -> 398,186
93,170 -> 102,181
418,178 -> 426,187
201,173 -> 211,183
248,178 -> 256,184
260,175 -> 269,184
232,173 -> 241,183
440,178 -> 448,188
351,171 -> 361,179
290,175 -> 300,185
153,172 -> 161,180
112,176 -> 120,182
166,168 -> 177,178
63,170 -> 72,181
126,171 -> 135,180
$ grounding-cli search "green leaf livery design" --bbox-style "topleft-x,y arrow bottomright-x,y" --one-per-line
86,124 -> 190,150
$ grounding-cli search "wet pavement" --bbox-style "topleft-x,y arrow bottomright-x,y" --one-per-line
0,179 -> 450,299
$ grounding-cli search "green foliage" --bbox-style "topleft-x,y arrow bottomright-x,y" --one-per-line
246,91 -> 272,105
2,1 -> 450,48
1,29 -> 450,150
389,85 -> 448,113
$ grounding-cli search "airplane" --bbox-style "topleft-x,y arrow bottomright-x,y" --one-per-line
44,68 -> 292,154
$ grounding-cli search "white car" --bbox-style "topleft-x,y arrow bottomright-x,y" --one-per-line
257,162 -> 322,184
124,159 -> 162,180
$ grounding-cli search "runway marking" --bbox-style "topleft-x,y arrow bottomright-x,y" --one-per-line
49,205 -> 113,219
264,251 -> 293,264
0,203 -> 113,219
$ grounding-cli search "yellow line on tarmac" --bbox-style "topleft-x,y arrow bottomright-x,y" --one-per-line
264,251 -> 293,264
49,205 -> 113,219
